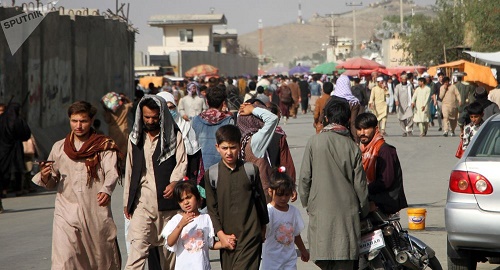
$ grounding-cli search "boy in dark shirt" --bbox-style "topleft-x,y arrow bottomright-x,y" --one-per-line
205,125 -> 268,270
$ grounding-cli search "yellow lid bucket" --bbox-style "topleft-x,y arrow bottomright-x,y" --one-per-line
407,208 -> 426,230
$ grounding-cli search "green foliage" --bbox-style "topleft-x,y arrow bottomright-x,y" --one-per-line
463,0 -> 500,51
400,0 -> 498,66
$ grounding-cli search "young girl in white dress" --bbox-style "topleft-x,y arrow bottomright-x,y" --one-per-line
161,181 -> 228,270
261,167 -> 310,270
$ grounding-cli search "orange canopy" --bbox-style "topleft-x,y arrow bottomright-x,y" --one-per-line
427,60 -> 497,88
139,76 -> 164,89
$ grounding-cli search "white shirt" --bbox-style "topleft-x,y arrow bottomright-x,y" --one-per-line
262,204 -> 305,270
162,213 -> 215,270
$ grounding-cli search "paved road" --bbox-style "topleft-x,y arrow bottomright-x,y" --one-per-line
1,112 -> 499,270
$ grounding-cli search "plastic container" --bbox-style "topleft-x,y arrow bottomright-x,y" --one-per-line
407,208 -> 426,230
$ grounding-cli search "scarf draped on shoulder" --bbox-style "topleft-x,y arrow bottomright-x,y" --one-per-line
199,108 -> 233,124
359,130 -> 385,183
320,123 -> 351,137
63,130 -> 123,186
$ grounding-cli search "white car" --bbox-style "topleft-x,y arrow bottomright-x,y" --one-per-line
445,113 -> 500,269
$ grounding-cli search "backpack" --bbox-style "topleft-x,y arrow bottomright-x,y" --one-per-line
209,162 -> 255,189
279,85 -> 293,104
208,162 -> 269,225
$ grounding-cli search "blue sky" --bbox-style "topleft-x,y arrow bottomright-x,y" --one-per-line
27,0 -> 436,52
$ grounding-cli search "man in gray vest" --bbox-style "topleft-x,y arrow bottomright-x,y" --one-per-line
124,95 -> 187,269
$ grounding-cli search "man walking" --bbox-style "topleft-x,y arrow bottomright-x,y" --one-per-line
313,82 -> 334,133
351,77 -> 368,114
124,95 -> 187,269
309,76 -> 321,112
33,101 -> 121,269
454,73 -> 475,131
433,73 -> 444,131
178,82 -> 208,121
299,99 -> 369,270
288,77 -> 301,118
394,74 -> 414,137
298,75 -> 310,114
369,77 -> 389,136
191,87 -> 234,169
411,78 -> 432,137
439,77 -> 461,137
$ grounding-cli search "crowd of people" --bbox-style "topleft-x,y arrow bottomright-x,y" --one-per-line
1,68 -> 499,270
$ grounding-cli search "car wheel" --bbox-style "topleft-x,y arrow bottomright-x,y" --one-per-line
447,254 -> 477,270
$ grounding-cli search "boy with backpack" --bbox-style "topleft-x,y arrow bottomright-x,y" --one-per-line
204,125 -> 269,270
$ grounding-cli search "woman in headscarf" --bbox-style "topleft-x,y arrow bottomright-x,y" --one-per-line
332,74 -> 361,142
157,91 -> 202,182
237,100 -> 279,202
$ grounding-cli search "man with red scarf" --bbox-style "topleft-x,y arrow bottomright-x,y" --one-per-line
355,112 -> 408,214
33,101 -> 122,269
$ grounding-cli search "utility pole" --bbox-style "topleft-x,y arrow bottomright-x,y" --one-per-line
400,0 -> 404,32
325,12 -> 339,62
346,2 -> 363,54
258,19 -> 263,66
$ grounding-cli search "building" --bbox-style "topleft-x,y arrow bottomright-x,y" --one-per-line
334,38 -> 353,60
382,33 -> 408,67
143,13 -> 257,77
147,14 -> 228,56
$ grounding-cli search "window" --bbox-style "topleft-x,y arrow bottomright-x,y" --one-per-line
179,29 -> 193,43
469,122 -> 500,157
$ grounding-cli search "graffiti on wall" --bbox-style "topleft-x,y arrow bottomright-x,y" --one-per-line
42,58 -> 71,127
27,59 -> 41,123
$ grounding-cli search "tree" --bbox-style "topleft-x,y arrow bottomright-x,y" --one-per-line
463,0 -> 500,52
399,0 -> 499,66
401,0 -> 465,66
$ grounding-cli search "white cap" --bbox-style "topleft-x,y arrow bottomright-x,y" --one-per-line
422,72 -> 430,78
376,76 -> 384,82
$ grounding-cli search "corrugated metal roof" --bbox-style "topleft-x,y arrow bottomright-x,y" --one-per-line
148,14 -> 227,26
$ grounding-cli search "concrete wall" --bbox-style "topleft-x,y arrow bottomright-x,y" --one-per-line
0,8 -> 135,156
179,51 -> 258,77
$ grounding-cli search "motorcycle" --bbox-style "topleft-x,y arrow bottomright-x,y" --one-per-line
359,210 -> 442,270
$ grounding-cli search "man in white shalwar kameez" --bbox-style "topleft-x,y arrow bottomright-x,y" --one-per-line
394,75 -> 414,137
411,78 -> 432,137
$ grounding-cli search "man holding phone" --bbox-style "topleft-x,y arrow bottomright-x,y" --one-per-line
32,101 -> 122,269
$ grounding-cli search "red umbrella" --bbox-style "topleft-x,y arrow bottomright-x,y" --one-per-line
184,64 -> 219,77
341,68 -> 390,77
336,57 -> 386,70
386,66 -> 427,76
